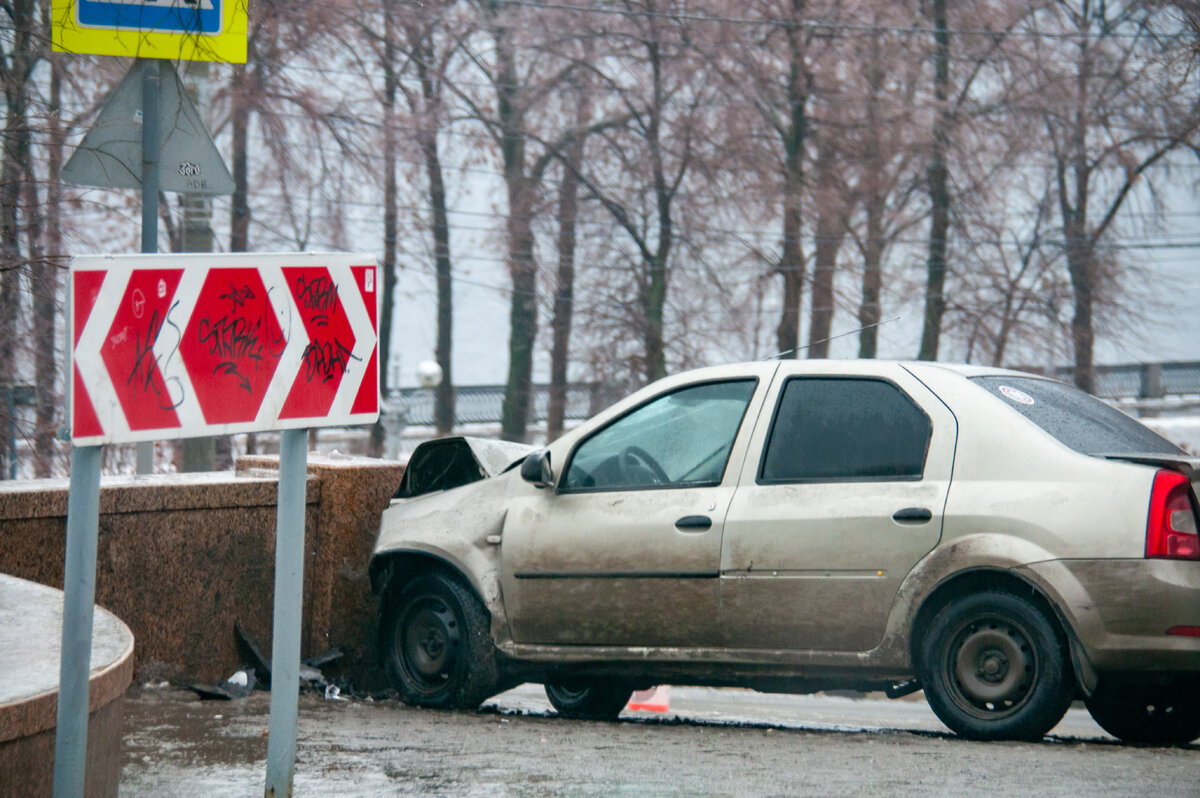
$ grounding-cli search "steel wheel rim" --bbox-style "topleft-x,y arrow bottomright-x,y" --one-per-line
943,614 -> 1037,720
397,594 -> 461,695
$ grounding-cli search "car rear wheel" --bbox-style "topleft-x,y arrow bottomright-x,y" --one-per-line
381,572 -> 498,709
917,591 -> 1074,741
545,682 -> 633,721
1084,681 -> 1200,744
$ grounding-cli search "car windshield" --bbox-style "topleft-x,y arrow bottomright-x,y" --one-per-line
969,375 -> 1181,456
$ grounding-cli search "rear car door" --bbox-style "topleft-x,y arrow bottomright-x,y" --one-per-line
720,362 -> 957,651
500,368 -> 774,648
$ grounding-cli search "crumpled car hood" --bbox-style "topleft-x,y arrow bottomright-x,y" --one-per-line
396,436 -> 536,498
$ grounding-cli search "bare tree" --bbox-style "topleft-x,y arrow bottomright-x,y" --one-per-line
711,0 -> 817,360
452,0 -> 547,441
805,127 -> 850,358
1027,0 -> 1200,391
454,2 -> 614,439
399,3 -> 464,436
842,14 -> 925,358
0,0 -> 43,478
546,38 -> 593,441
565,0 -> 720,383
33,46 -> 67,475
341,0 -> 467,447
944,182 -> 1071,366
917,0 -> 951,360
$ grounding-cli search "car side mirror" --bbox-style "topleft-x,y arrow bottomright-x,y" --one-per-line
520,450 -> 554,488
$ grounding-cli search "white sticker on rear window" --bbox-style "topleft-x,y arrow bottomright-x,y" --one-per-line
999,385 -> 1035,405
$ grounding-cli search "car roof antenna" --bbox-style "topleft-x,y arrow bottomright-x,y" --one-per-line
765,316 -> 901,360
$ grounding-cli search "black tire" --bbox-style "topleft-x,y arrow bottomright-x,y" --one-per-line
545,682 -> 633,721
381,572 -> 499,709
1084,681 -> 1200,745
917,590 -> 1074,741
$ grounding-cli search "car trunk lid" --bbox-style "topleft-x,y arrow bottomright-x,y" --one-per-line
1098,453 -> 1200,501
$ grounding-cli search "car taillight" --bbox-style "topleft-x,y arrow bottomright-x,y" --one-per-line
1146,470 -> 1200,560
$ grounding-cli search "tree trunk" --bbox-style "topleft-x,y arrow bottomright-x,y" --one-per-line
230,65 -> 252,252
806,145 -> 843,359
500,191 -> 538,442
858,32 -> 885,361
918,0 -> 950,362
642,32 -> 671,383
775,3 -> 808,360
1067,254 -> 1095,394
806,238 -> 841,358
643,250 -> 669,383
412,32 -> 456,436
858,199 -> 884,359
0,0 -> 36,479
230,50 -> 257,456
492,6 -> 538,442
180,63 -> 219,471
35,54 -> 65,475
1064,14 -> 1096,394
547,73 -> 589,441
371,11 -> 399,457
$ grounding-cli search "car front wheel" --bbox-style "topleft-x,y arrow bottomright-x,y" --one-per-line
381,572 -> 499,709
1084,681 -> 1200,744
917,590 -> 1074,741
545,682 -> 633,721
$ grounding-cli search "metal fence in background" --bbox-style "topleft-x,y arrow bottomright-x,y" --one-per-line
1051,361 -> 1200,400
398,383 -> 602,427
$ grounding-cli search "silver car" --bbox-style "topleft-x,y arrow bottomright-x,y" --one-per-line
370,361 -> 1200,743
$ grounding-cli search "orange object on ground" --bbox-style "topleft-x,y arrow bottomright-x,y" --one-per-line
627,685 -> 670,712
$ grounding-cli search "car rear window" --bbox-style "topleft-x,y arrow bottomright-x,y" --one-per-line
759,377 -> 932,482
970,376 -> 1181,455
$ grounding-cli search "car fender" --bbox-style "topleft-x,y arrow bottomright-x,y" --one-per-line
877,533 -> 1065,666
372,471 -> 515,644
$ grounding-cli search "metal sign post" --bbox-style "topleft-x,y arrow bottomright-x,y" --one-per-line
136,58 -> 160,475
265,428 -> 308,796
51,445 -> 102,798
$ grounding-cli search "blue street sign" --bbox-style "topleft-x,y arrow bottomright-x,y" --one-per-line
77,0 -> 222,35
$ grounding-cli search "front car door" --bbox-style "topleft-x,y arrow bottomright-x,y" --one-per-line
500,366 -> 775,648
720,361 -> 957,652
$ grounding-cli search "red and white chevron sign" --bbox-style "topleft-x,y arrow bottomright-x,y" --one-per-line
70,252 -> 380,445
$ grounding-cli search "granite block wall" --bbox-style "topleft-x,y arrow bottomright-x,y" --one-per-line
0,454 -> 403,687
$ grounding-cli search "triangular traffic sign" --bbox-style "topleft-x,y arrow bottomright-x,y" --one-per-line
63,60 -> 234,195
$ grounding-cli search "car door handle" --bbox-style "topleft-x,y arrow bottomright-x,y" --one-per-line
675,515 -> 713,531
892,507 -> 933,523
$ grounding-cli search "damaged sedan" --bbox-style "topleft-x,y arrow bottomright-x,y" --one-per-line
369,360 -> 1200,743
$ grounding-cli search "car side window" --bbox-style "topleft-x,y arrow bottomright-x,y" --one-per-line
759,377 -> 931,483
563,379 -> 757,492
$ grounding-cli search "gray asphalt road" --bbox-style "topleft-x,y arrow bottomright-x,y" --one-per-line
119,685 -> 1200,796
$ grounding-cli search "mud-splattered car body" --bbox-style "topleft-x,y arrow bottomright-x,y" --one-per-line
371,360 -> 1200,742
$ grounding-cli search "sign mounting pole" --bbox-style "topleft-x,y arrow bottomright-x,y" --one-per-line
136,58 -> 160,475
264,427 -> 309,796
51,445 -> 102,797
